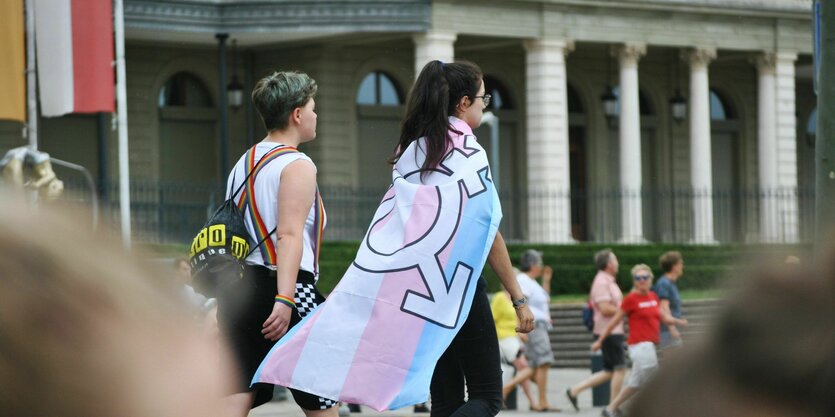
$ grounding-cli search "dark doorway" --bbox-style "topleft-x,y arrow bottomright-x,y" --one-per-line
569,126 -> 587,240
567,84 -> 587,241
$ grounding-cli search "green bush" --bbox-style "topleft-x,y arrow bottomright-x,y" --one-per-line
142,241 -> 809,296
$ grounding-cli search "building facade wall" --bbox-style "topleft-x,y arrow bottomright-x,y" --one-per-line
0,0 -> 815,243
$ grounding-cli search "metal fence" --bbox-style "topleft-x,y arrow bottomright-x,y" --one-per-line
60,180 -> 817,245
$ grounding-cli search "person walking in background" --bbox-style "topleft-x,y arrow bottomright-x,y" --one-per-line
490,288 -> 536,408
592,264 -> 688,417
628,259 -> 835,417
654,251 -> 686,350
565,249 -> 625,411
516,250 -> 559,412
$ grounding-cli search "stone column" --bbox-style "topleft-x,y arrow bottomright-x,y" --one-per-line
524,38 -> 575,243
614,43 -> 646,243
756,53 -> 778,242
758,52 -> 799,242
412,31 -> 456,80
685,47 -> 716,243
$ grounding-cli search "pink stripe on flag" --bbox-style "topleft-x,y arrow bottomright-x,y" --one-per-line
70,0 -> 114,113
339,269 -> 426,405
370,207 -> 395,234
402,186 -> 439,243
370,188 -> 399,234
260,309 -> 325,386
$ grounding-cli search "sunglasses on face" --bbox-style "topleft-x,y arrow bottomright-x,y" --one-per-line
633,274 -> 652,281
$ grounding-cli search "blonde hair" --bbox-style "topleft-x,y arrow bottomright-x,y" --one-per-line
631,263 -> 654,278
0,197 -> 233,417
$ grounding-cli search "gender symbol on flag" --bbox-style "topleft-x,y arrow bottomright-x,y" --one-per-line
353,135 -> 492,328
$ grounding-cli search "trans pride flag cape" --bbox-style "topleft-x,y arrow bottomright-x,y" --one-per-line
252,117 -> 502,411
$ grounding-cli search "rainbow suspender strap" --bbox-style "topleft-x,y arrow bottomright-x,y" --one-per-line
312,187 -> 325,275
236,146 -> 325,272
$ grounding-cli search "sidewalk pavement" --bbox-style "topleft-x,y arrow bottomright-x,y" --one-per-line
251,368 -> 608,417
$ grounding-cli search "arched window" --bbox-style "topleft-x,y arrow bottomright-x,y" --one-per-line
483,75 -> 514,110
710,89 -> 736,120
158,72 -> 213,108
356,71 -> 402,106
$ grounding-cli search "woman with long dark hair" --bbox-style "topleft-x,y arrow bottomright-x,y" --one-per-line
394,60 -> 535,417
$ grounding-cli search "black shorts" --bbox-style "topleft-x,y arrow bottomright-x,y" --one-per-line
217,265 -> 337,410
598,333 -> 627,372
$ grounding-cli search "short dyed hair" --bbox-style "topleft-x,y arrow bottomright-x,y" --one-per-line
252,71 -> 317,132
594,249 -> 614,271
659,251 -> 682,274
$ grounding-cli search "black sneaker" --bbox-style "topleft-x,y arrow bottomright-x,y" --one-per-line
413,403 -> 430,413
565,388 -> 579,411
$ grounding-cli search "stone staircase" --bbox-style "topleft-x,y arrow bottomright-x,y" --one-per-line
548,298 -> 723,368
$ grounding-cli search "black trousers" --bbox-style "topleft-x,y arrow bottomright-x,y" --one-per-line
430,278 -> 503,417
218,266 -> 333,410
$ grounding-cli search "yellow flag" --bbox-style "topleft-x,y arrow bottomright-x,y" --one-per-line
0,0 -> 25,122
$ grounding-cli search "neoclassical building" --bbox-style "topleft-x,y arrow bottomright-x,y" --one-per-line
0,0 -> 817,244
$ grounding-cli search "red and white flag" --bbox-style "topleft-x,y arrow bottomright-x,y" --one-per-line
34,0 -> 115,117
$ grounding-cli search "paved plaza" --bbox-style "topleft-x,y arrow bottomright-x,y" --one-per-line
251,368 -> 610,417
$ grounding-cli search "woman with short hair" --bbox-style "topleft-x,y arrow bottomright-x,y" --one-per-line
592,264 -> 687,417
219,71 -> 338,417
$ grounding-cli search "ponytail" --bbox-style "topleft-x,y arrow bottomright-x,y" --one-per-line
391,60 -> 482,174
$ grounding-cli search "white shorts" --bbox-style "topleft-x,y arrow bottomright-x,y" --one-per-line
499,336 -> 522,364
626,341 -> 659,388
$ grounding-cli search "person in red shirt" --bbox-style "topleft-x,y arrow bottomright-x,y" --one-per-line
592,264 -> 687,417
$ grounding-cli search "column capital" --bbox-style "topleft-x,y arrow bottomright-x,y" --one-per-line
682,47 -> 717,69
523,38 -> 575,55
754,52 -> 777,75
611,43 -> 646,67
775,51 -> 798,63
412,31 -> 457,44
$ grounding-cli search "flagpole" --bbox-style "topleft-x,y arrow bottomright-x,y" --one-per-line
25,0 -> 37,150
114,0 -> 131,248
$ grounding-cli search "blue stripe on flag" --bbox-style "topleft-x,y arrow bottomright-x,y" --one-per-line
387,177 -> 499,409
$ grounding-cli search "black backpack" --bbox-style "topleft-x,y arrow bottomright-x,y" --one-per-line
189,146 -> 282,297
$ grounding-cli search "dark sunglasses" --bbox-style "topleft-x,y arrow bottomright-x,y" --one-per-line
633,274 -> 652,281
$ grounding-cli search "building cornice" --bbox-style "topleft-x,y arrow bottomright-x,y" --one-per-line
125,0 -> 430,36
525,0 -> 812,19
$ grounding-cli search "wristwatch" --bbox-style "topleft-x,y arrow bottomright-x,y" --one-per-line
512,296 -> 528,309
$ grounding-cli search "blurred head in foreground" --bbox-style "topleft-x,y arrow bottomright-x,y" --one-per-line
630,259 -> 835,417
0,196 -> 235,417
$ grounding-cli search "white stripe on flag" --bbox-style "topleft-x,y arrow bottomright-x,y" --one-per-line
290,267 -> 383,400
34,0 -> 74,117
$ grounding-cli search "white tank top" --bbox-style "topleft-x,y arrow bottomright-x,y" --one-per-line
226,142 -> 326,279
